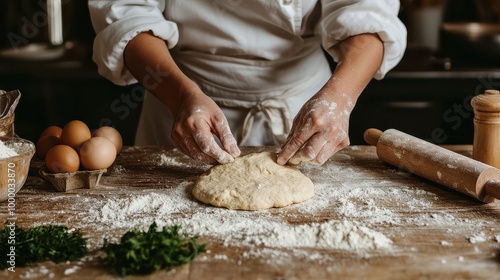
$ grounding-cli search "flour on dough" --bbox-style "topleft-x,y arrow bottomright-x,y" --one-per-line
192,152 -> 314,210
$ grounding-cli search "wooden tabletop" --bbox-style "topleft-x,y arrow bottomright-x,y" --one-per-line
1,145 -> 500,280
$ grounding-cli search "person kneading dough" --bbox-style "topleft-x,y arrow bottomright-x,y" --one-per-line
88,0 -> 407,165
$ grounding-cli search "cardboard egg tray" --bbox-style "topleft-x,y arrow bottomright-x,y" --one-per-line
39,166 -> 106,192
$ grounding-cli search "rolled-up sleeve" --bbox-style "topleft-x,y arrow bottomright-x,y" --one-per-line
88,0 -> 179,85
319,0 -> 407,80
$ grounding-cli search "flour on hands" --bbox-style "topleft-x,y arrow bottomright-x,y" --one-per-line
278,91 -> 353,165
171,94 -> 240,164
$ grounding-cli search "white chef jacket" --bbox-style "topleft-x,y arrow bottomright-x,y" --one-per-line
89,0 -> 407,146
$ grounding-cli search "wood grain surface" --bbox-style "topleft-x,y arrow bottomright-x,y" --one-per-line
1,145 -> 499,280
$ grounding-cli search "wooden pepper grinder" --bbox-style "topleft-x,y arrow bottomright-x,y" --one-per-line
471,89 -> 500,169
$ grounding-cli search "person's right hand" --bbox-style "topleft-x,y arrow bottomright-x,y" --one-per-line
123,31 -> 240,164
170,89 -> 241,165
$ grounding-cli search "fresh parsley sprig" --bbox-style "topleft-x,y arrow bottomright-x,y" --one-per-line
0,222 -> 205,276
102,222 -> 206,276
0,224 -> 88,268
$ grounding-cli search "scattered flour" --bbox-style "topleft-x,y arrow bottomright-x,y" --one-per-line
63,265 -> 81,275
19,266 -> 54,279
109,164 -> 125,174
29,150 -> 500,267
156,151 -> 210,170
467,232 -> 487,244
75,155 -> 497,264
85,182 -> 391,252
0,140 -> 18,158
440,240 -> 452,246
158,154 -> 184,167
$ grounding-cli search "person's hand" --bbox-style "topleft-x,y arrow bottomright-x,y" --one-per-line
123,32 -> 240,165
171,90 -> 241,165
276,90 -> 353,166
276,32 -> 385,166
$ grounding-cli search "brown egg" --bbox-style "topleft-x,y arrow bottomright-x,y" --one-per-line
39,125 -> 63,139
36,135 -> 61,159
79,136 -> 117,170
45,145 -> 80,173
91,126 -> 123,154
61,120 -> 91,150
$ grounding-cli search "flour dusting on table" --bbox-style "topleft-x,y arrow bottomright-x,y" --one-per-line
85,182 -> 392,252
23,149 -> 500,268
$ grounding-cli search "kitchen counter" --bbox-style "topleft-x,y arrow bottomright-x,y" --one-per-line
1,145 -> 499,279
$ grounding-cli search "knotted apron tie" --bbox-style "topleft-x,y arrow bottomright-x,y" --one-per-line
212,69 -> 324,145
213,96 -> 292,145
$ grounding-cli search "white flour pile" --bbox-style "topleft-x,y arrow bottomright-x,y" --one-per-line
85,182 -> 392,252
0,140 -> 18,158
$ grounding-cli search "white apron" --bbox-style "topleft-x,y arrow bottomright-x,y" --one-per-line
135,0 -> 333,146
87,0 -> 407,146
135,47 -> 332,146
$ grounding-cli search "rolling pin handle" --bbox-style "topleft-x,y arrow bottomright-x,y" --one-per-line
485,180 -> 500,201
363,128 -> 383,146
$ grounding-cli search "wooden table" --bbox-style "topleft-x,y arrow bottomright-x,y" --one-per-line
1,145 -> 500,279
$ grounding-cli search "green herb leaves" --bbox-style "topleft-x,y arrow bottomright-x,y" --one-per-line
102,222 -> 206,276
0,224 -> 88,269
0,222 -> 205,276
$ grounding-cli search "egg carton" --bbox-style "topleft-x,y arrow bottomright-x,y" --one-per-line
39,165 -> 106,192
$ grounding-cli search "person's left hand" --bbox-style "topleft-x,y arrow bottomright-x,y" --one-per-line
276,89 -> 354,166
276,33 -> 383,165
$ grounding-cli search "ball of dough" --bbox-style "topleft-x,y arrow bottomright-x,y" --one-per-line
192,152 -> 314,210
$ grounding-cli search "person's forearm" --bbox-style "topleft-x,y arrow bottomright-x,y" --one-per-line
324,33 -> 384,103
124,31 -> 240,163
123,31 -> 197,117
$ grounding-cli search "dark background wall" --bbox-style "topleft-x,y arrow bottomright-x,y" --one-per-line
0,0 -> 143,145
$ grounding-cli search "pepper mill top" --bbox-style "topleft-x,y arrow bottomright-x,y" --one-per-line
471,90 -> 500,113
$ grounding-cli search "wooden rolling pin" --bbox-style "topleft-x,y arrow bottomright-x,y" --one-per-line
364,128 -> 500,203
